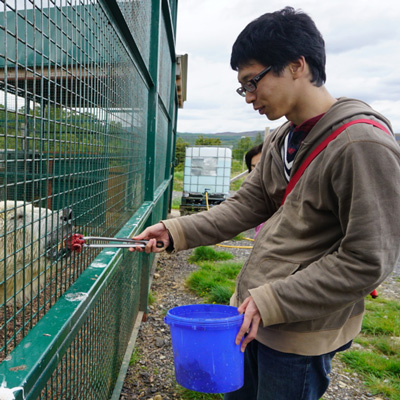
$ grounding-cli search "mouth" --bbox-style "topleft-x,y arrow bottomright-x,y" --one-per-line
46,226 -> 75,261
254,106 -> 265,115
47,245 -> 71,261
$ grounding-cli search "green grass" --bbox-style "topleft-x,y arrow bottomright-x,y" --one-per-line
230,178 -> 245,191
362,298 -> 400,335
148,291 -> 156,306
188,246 -> 234,263
233,233 -> 245,241
129,347 -> 141,366
230,159 -> 247,191
186,247 -> 241,304
231,159 -> 245,175
339,297 -> 400,399
176,386 -> 223,399
171,196 -> 181,210
173,170 -> 184,192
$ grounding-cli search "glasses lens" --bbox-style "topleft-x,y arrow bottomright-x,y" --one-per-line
236,87 -> 246,97
245,82 -> 256,93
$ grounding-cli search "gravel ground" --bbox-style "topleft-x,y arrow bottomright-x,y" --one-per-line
119,211 -> 400,400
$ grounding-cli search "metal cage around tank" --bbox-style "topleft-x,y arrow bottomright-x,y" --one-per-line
0,0 -> 181,398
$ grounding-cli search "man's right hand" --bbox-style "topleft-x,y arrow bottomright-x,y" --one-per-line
129,222 -> 170,254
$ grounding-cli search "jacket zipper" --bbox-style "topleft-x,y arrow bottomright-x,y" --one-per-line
236,137 -> 286,304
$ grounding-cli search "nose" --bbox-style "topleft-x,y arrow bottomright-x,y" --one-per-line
245,90 -> 256,104
63,208 -> 73,223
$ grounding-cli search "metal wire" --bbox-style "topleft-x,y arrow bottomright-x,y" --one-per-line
0,0 -> 177,397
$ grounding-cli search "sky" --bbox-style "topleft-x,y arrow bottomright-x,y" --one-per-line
175,0 -> 400,134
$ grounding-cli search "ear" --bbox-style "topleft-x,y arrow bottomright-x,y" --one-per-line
289,56 -> 306,79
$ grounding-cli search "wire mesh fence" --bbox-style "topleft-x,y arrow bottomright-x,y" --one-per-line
0,0 -> 178,398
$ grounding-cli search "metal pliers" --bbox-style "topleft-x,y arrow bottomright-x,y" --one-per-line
68,233 -> 164,253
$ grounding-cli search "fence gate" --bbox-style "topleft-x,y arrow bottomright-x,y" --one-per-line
0,0 -> 180,398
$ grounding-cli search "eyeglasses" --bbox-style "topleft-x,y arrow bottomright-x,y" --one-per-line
236,66 -> 272,97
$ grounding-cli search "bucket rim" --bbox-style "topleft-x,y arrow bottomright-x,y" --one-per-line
165,304 -> 243,326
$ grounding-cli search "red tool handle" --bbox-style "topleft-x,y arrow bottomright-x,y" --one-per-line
67,234 -> 86,253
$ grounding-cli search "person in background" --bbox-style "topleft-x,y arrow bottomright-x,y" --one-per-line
130,7 -> 400,400
245,143 -> 264,237
245,143 -> 263,173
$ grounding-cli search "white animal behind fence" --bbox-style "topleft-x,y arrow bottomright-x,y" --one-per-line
0,201 -> 73,306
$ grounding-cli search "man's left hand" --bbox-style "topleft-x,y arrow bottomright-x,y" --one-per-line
235,296 -> 262,352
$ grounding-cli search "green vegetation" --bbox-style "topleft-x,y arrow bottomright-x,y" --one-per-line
175,137 -> 189,171
173,170 -> 184,192
148,291 -> 156,306
339,297 -> 400,399
195,135 -> 222,146
129,347 -> 141,366
188,246 -> 234,263
186,246 -> 241,304
233,136 -> 256,161
230,159 -> 248,191
171,197 -> 181,210
175,386 -> 223,399
231,159 -> 246,175
0,104 -> 124,154
230,178 -> 244,191
177,131 -> 263,149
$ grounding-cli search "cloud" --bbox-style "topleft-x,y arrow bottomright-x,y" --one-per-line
176,0 -> 400,133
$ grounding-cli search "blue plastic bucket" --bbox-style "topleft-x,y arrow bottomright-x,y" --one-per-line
164,304 -> 244,393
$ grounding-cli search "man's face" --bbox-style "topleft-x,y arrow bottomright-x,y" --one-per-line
237,61 -> 298,123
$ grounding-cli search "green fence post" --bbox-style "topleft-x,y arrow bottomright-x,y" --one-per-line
139,0 -> 162,315
162,0 -> 178,219
145,0 -> 161,203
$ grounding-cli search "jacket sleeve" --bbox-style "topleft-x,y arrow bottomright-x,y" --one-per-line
251,134 -> 400,326
162,154 -> 277,252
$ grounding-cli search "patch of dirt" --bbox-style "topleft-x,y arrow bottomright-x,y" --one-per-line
120,219 -> 399,400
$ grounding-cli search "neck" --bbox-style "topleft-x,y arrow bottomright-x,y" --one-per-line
288,85 -> 337,126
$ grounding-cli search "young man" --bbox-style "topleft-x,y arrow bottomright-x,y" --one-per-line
131,7 -> 400,399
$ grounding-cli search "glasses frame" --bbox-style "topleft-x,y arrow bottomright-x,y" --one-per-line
236,66 -> 272,97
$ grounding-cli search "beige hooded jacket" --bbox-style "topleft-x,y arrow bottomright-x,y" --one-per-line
163,98 -> 400,355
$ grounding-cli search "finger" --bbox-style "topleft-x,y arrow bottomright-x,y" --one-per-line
128,246 -> 144,253
144,238 -> 155,254
237,297 -> 251,314
131,231 -> 149,241
235,316 -> 251,345
240,317 -> 261,352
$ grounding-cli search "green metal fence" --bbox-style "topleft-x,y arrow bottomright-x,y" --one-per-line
0,0 -> 179,398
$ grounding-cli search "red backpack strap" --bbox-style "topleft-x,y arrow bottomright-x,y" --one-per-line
281,119 -> 391,205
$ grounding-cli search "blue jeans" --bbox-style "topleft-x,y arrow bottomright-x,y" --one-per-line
224,340 -> 342,400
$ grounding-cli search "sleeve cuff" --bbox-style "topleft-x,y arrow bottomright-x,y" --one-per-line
161,218 -> 188,252
249,284 -> 286,327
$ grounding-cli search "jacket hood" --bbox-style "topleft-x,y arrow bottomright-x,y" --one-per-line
272,97 -> 393,146
317,97 -> 393,135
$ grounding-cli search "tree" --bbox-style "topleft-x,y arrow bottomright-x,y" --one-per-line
233,136 -> 253,161
253,131 -> 264,146
175,137 -> 189,170
194,135 -> 221,146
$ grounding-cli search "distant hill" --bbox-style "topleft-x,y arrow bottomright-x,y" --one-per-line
177,130 -> 265,146
179,131 -> 400,147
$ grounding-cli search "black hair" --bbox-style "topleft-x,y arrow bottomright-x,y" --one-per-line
230,6 -> 326,86
245,143 -> 263,173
